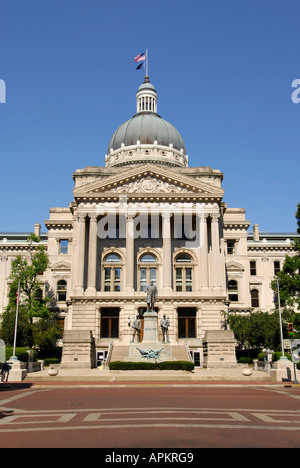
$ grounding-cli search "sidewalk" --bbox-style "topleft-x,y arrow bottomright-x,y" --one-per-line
23,365 -> 275,384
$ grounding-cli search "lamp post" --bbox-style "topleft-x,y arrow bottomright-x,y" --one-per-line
277,280 -> 288,362
10,277 -> 20,362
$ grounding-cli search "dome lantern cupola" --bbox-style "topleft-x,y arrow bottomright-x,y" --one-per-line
136,75 -> 158,113
105,77 -> 188,168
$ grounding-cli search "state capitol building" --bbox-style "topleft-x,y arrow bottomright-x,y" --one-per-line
0,76 -> 298,368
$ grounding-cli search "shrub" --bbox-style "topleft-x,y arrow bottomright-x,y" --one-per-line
44,358 -> 60,367
272,351 -> 291,362
257,351 -> 291,362
109,361 -> 157,370
159,361 -> 194,371
238,357 -> 252,364
36,347 -> 62,360
5,347 -> 38,362
109,361 -> 194,371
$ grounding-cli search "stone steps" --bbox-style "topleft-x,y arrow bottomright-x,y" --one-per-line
109,346 -> 130,362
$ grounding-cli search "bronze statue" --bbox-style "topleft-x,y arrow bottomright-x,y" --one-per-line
131,315 -> 141,343
160,315 -> 170,343
145,281 -> 157,312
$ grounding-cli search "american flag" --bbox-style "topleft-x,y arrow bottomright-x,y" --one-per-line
134,52 -> 145,63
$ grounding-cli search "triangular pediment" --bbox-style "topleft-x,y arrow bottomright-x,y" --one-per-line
51,260 -> 71,271
225,260 -> 245,272
73,164 -> 224,199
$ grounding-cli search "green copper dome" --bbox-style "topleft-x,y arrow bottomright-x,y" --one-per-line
105,77 -> 187,168
107,112 -> 186,155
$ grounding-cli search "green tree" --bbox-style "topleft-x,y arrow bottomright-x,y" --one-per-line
225,310 -> 282,353
272,203 -> 300,311
9,233 -> 50,323
0,304 -> 33,347
32,316 -> 62,353
0,233 -> 60,350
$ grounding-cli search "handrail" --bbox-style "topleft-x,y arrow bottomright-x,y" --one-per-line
185,340 -> 194,363
105,340 -> 113,368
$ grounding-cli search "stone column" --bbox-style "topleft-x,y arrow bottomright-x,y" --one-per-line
86,214 -> 98,295
74,213 -> 86,295
125,214 -> 135,291
199,213 -> 209,289
211,213 -> 221,288
162,212 -> 172,293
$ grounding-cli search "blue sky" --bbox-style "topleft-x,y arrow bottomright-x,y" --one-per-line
0,0 -> 299,233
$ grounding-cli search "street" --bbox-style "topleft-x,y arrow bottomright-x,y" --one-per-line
1,381 -> 300,449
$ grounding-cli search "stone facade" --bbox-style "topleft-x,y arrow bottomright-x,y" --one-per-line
0,77 -> 299,368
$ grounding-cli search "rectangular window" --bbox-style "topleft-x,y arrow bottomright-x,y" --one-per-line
185,268 -> 192,292
114,268 -> 121,292
228,280 -> 238,302
59,239 -> 68,255
150,268 -> 156,283
176,268 -> 183,291
139,267 -> 157,291
140,268 -> 147,292
175,268 -> 193,292
100,308 -> 119,338
227,240 -> 235,255
274,261 -> 280,276
104,267 -> 121,292
251,290 -> 260,308
250,261 -> 257,276
177,308 -> 196,339
104,268 -> 111,291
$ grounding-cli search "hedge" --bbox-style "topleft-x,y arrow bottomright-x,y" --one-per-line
44,358 -> 60,367
4,347 -> 38,363
109,361 -> 194,371
257,351 -> 291,362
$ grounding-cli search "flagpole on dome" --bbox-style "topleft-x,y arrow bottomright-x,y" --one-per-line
145,48 -> 149,80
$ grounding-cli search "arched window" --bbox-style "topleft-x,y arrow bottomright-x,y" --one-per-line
57,280 -> 67,302
174,253 -> 193,292
251,289 -> 260,308
228,280 -> 238,302
103,253 -> 122,292
138,253 -> 157,291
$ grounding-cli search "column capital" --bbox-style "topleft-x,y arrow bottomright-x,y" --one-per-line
77,213 -> 87,222
161,212 -> 172,221
89,213 -> 98,222
211,213 -> 220,222
197,212 -> 209,221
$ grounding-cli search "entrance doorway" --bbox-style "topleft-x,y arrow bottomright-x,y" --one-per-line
190,350 -> 201,367
96,350 -> 108,367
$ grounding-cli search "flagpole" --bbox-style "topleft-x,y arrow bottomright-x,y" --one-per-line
146,48 -> 149,78
277,279 -> 287,361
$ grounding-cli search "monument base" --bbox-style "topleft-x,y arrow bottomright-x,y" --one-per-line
60,330 -> 96,368
203,330 -> 237,368
127,342 -> 173,363
7,360 -> 27,382
270,357 -> 300,382
142,310 -> 159,342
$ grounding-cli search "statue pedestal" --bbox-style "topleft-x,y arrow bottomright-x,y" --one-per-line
128,310 -> 173,363
142,311 -> 159,342
128,342 -> 173,363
